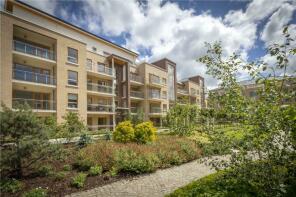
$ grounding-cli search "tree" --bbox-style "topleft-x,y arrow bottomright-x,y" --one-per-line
0,104 -> 53,177
166,104 -> 199,136
198,26 -> 296,196
57,112 -> 86,138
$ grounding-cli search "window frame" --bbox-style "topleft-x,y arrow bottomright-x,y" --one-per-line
68,70 -> 78,86
68,93 -> 78,109
67,47 -> 78,64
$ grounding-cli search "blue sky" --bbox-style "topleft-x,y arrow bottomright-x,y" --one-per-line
17,0 -> 296,88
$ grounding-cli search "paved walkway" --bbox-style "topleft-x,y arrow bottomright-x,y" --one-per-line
67,159 -> 216,197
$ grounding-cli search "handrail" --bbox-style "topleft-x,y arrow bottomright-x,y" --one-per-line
13,40 -> 55,60
13,68 -> 56,85
87,83 -> 113,94
87,103 -> 113,112
130,73 -> 144,83
86,62 -> 113,76
130,90 -> 144,98
150,107 -> 161,113
12,98 -> 56,110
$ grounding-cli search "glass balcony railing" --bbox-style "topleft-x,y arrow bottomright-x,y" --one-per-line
150,107 -> 161,113
12,98 -> 56,110
13,40 -> 55,60
87,104 -> 113,112
130,91 -> 144,98
86,63 -> 113,76
177,88 -> 189,95
149,92 -> 161,99
87,83 -> 113,94
13,69 -> 56,86
88,125 -> 113,130
130,73 -> 144,83
150,75 -> 166,86
131,107 -> 143,113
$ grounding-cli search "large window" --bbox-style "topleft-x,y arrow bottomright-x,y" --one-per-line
67,47 -> 78,64
68,70 -> 78,86
68,93 -> 78,108
86,59 -> 92,70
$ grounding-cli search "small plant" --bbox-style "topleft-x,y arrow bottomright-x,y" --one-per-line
70,173 -> 87,188
113,121 -> 134,143
73,158 -> 93,171
134,121 -> 156,144
37,165 -> 53,177
22,187 -> 48,197
77,133 -> 92,148
108,167 -> 118,177
0,179 -> 23,193
63,164 -> 72,171
88,165 -> 103,176
53,171 -> 67,181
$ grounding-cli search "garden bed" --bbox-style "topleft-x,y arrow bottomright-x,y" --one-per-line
1,135 -> 202,196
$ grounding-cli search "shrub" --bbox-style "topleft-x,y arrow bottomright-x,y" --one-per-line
88,165 -> 103,176
134,121 -> 156,144
114,149 -> 159,174
108,167 -> 118,177
73,159 -> 93,172
63,164 -> 71,171
0,179 -> 23,193
77,133 -> 92,148
53,171 -> 67,181
70,173 -> 87,188
113,121 -> 134,143
22,188 -> 48,197
37,165 -> 53,177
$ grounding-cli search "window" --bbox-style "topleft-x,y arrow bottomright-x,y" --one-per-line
92,47 -> 97,52
68,70 -> 78,86
250,91 -> 257,97
163,104 -> 167,112
68,94 -> 78,108
68,47 -> 78,63
86,59 -> 92,70
162,78 -> 167,85
162,91 -> 167,99
98,117 -> 106,125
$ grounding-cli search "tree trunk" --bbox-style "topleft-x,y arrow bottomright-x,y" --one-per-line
15,140 -> 23,178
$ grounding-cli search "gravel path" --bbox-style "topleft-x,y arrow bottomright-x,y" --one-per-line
66,159 -> 216,197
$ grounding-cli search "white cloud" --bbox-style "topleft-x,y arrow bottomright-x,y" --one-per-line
21,0 -> 57,15
261,3 -> 296,46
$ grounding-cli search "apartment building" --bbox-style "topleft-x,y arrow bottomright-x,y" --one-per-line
0,0 -> 205,130
177,75 -> 205,108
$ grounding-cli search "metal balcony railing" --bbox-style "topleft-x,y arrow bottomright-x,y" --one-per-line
87,104 -> 113,112
130,73 -> 144,83
150,107 -> 161,113
13,40 -> 55,60
12,98 -> 56,110
86,62 -> 113,76
87,83 -> 113,94
130,91 -> 144,98
13,68 -> 56,86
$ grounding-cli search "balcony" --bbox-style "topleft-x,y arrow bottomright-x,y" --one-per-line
87,83 -> 114,96
87,103 -> 113,114
88,125 -> 113,131
86,62 -> 114,78
13,40 -> 55,61
13,68 -> 56,87
177,88 -> 189,95
130,91 -> 144,99
131,107 -> 143,113
130,73 -> 144,84
149,75 -> 166,87
12,98 -> 56,112
150,107 -> 162,114
149,91 -> 162,100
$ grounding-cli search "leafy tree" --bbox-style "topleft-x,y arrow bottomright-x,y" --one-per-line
199,26 -> 296,196
0,104 -> 54,177
166,104 -> 199,136
57,112 -> 86,138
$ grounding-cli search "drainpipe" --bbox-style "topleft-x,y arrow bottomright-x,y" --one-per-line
112,57 -> 116,131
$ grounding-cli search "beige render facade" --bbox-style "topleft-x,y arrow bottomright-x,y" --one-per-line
0,0 -> 206,130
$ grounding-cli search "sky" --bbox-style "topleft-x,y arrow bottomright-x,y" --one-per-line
5,0 -> 296,89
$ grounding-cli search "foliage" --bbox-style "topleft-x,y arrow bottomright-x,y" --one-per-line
53,171 -> 67,181
76,136 -> 201,173
134,121 -> 157,144
113,121 -> 135,143
57,112 -> 86,139
70,173 -> 87,188
22,188 -> 48,197
114,149 -> 159,174
37,165 -> 53,177
0,178 -> 23,193
63,164 -> 72,171
0,104 -> 56,178
197,26 -> 296,196
166,104 -> 199,136
77,133 -> 92,148
88,165 -> 103,176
